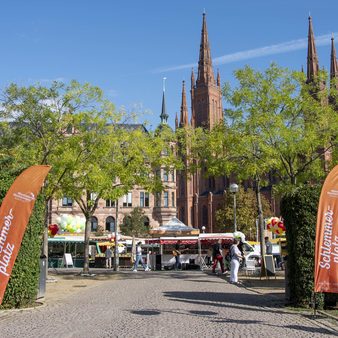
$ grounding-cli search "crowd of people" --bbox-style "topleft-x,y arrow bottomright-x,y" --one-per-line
104,237 -> 275,286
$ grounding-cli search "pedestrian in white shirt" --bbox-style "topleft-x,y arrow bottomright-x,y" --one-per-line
133,242 -> 150,272
230,239 -> 243,284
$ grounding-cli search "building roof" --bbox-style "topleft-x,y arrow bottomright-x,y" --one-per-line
149,217 -> 200,236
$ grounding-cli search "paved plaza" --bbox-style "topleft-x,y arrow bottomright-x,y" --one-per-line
0,270 -> 337,337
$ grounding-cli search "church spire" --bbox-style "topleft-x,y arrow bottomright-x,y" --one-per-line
180,81 -> 189,127
196,13 -> 215,86
307,16 -> 320,83
175,112 -> 178,130
217,69 -> 221,87
191,68 -> 195,89
330,34 -> 338,89
160,78 -> 168,124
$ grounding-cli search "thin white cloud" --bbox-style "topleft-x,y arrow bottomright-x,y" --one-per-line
27,77 -> 67,84
154,32 -> 338,73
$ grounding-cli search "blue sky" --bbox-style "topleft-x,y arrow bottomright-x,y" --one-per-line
1,1 -> 338,129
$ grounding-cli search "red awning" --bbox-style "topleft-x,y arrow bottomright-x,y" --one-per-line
160,239 -> 198,245
146,238 -> 198,245
200,238 -> 234,244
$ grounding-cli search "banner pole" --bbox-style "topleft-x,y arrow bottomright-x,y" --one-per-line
312,291 -> 317,318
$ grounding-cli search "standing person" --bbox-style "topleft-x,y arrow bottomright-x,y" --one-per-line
265,236 -> 272,255
237,238 -> 245,268
105,246 -> 112,269
212,239 -> 225,274
173,240 -> 182,270
223,246 -> 231,272
230,239 -> 243,284
133,242 -> 150,272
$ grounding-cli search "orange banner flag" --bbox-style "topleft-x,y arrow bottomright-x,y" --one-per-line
0,165 -> 51,304
315,165 -> 338,293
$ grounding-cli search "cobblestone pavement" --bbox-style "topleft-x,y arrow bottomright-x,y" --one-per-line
0,271 -> 337,338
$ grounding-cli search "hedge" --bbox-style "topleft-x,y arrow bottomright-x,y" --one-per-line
0,163 -> 45,309
281,184 -> 324,308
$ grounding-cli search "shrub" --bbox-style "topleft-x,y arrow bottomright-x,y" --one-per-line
280,184 -> 324,308
0,163 -> 45,309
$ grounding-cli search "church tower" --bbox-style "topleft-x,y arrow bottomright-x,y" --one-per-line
177,13 -> 226,231
306,16 -> 326,98
176,81 -> 194,226
191,13 -> 223,129
306,16 -> 330,170
307,16 -> 320,84
329,34 -> 338,108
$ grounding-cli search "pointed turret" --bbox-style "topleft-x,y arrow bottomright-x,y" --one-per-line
160,90 -> 169,124
217,69 -> 221,87
180,81 -> 189,128
175,113 -> 179,130
191,68 -> 195,89
330,34 -> 338,90
155,79 -> 172,135
307,16 -> 320,83
196,13 -> 215,86
191,68 -> 195,128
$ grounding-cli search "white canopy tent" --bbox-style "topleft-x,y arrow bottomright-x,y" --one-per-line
149,217 -> 200,236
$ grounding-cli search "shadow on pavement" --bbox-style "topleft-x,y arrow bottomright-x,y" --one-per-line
163,290 -> 289,315
283,324 -> 338,336
130,310 -> 161,316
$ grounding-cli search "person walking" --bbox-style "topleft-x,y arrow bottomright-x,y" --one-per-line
230,238 -> 243,284
133,242 -> 150,272
173,240 -> 182,270
105,246 -> 112,269
265,236 -> 273,255
212,239 -> 226,274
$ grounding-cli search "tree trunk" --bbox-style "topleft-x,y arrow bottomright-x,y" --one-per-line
83,215 -> 92,274
254,178 -> 266,276
42,198 -> 50,281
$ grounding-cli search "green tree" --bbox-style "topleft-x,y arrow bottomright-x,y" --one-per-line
188,63 -> 337,273
222,64 -> 337,262
0,81 -> 110,281
60,116 -> 178,274
215,187 -> 273,238
122,207 -> 149,237
223,64 -> 337,187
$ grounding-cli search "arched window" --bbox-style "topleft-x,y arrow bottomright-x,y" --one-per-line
91,216 -> 98,232
208,177 -> 215,190
106,216 -> 115,232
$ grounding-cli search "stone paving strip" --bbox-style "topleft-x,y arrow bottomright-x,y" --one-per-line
0,270 -> 337,338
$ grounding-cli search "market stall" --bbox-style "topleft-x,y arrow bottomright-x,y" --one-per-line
48,235 -> 99,268
146,236 -> 199,270
147,217 -> 200,270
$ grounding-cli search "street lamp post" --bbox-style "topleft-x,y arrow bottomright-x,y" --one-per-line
201,226 -> 206,234
229,183 -> 239,233
114,199 -> 119,271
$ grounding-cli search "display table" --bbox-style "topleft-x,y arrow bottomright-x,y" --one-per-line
94,255 -> 132,268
